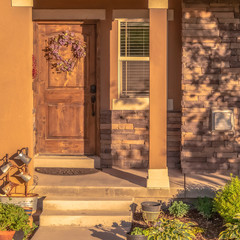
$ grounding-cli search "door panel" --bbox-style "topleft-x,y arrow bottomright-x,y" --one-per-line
47,104 -> 84,138
34,23 -> 96,155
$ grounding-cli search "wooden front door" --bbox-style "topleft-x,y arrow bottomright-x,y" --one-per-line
34,23 -> 96,155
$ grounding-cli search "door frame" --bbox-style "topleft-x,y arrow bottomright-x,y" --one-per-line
33,21 -> 100,156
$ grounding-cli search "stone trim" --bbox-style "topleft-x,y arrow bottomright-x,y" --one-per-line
112,98 -> 149,110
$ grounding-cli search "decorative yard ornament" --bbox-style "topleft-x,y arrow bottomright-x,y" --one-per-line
16,171 -> 32,183
43,31 -> 86,73
14,152 -> 32,166
2,181 -> 19,195
0,148 -> 38,201
0,162 -> 13,174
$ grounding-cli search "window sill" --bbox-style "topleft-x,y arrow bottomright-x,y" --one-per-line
112,98 -> 149,110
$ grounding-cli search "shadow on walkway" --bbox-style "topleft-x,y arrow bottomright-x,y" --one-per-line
13,230 -> 24,240
89,221 -> 131,240
104,168 -> 146,187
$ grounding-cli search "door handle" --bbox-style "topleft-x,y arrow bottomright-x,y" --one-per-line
91,95 -> 96,116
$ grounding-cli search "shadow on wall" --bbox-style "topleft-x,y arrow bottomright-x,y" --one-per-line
182,1 -> 240,174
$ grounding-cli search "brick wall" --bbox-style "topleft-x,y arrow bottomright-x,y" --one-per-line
182,0 -> 240,174
100,110 -> 149,168
168,112 -> 181,169
100,110 -> 181,169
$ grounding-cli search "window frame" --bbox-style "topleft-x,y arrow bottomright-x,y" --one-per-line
117,19 -> 150,98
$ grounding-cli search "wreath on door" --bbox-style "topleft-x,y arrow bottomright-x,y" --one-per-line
43,31 -> 86,73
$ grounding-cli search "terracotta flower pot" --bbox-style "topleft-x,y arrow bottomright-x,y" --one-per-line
0,231 -> 15,240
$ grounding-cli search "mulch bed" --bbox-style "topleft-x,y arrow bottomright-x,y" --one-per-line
132,209 -> 224,240
35,167 -> 99,176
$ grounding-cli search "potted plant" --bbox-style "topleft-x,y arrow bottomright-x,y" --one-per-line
141,201 -> 161,224
0,203 -> 36,240
126,227 -> 150,240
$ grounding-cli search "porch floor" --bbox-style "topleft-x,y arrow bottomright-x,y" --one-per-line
34,167 -> 231,199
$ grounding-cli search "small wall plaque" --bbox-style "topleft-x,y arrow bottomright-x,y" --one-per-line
212,109 -> 234,131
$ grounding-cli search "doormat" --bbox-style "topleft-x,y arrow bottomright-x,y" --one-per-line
35,168 -> 99,176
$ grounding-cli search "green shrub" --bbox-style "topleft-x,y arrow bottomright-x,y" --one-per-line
195,197 -> 213,219
219,214 -> 240,239
130,227 -> 160,238
219,222 -> 240,240
0,203 -> 37,240
168,201 -> 190,218
149,218 -> 203,240
130,227 -> 149,236
213,175 -> 240,223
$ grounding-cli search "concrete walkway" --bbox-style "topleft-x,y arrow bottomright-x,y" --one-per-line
32,225 -> 130,240
34,167 -> 231,198
34,167 -> 231,188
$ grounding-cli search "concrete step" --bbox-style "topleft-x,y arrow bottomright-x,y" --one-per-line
43,197 -> 133,211
40,210 -> 132,227
35,186 -> 180,199
34,155 -> 100,169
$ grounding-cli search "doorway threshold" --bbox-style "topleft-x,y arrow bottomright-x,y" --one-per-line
34,155 -> 100,169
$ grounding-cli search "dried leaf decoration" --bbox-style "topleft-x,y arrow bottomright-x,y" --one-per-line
43,31 -> 86,73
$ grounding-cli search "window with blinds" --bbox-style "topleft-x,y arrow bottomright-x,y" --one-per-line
119,21 -> 150,97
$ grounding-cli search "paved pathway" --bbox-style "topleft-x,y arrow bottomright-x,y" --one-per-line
32,225 -> 130,240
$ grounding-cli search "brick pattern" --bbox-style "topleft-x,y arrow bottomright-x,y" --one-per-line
100,110 -> 181,169
168,112 -> 181,169
182,0 -> 240,174
100,110 -> 149,168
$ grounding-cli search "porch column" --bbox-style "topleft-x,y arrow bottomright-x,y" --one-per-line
147,0 -> 170,188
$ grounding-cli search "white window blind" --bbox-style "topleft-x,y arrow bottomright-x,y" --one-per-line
119,21 -> 149,97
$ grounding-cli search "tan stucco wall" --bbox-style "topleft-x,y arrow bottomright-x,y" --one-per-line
34,0 -> 148,9
34,0 -> 182,112
109,20 -> 119,109
0,1 -> 33,162
149,9 -> 168,169
168,0 -> 182,111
